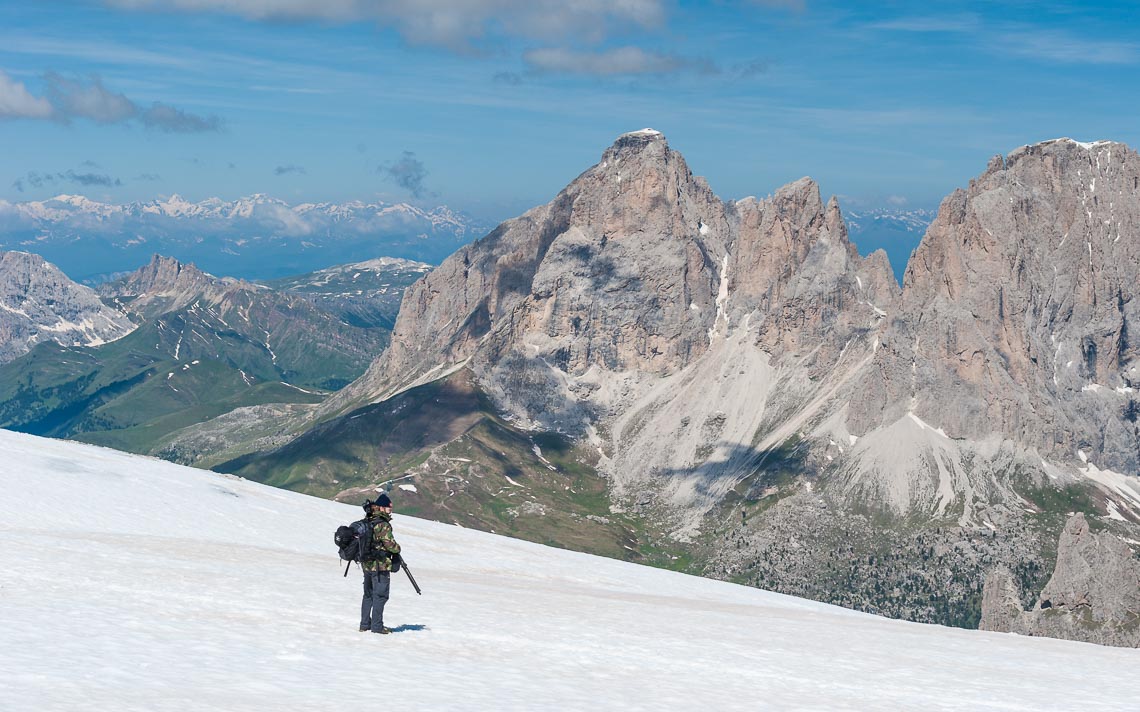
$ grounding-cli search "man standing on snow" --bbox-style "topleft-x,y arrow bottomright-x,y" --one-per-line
360,493 -> 401,634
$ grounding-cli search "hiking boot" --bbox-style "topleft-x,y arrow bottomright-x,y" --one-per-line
359,626 -> 370,632
373,626 -> 392,635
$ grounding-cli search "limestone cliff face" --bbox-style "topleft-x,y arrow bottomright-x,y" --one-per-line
730,182 -> 896,373
0,250 -> 134,363
980,513 -> 1140,647
848,139 -> 1140,474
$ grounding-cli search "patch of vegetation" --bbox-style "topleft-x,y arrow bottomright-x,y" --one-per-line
1019,481 -> 1099,517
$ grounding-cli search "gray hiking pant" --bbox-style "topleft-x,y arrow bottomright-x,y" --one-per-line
361,570 -> 391,631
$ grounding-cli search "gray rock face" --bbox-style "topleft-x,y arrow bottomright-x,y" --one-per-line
321,130 -> 896,516
848,139 -> 1140,474
327,130 -> 728,413
314,134 -> 1140,527
0,250 -> 134,364
980,513 -> 1140,647
101,253 -> 238,319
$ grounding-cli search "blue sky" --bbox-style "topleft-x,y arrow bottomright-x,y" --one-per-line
2,0 -> 1139,222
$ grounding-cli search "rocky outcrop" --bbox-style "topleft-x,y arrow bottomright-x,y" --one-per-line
980,514 -> 1140,647
0,250 -> 134,363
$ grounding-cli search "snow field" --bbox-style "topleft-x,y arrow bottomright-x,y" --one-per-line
1,429 -> 1138,711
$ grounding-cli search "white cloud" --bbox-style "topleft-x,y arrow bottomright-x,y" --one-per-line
1000,31 -> 1139,65
20,72 -> 224,132
45,72 -> 136,123
0,71 -> 53,119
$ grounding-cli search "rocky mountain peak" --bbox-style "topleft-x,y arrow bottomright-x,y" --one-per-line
322,133 -> 898,520
99,254 -> 263,322
608,127 -> 667,152
0,250 -> 135,363
111,254 -> 214,298
321,130 -> 733,416
576,128 -> 707,228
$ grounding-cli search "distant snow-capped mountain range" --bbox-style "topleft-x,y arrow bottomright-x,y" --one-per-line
843,208 -> 936,284
0,193 -> 489,282
843,207 -> 936,235
4,193 -> 473,229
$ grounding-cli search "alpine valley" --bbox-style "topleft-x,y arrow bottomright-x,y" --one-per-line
6,131 -> 1140,646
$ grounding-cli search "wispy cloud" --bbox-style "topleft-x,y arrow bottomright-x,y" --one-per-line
0,36 -> 195,69
786,105 -> 986,132
104,0 -> 668,52
1,71 -> 223,131
865,15 -> 981,33
493,71 -> 525,86
730,59 -> 770,79
380,151 -> 430,199
502,50 -> 766,81
747,0 -> 806,11
999,30 -> 1139,64
867,17 -> 1139,66
523,46 -> 716,76
274,164 -> 306,175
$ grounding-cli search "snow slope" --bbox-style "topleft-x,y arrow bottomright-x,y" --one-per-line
1,429 -> 1137,711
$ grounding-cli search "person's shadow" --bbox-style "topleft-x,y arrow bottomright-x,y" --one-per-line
389,624 -> 428,633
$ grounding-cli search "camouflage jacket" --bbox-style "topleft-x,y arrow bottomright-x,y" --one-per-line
362,512 -> 401,573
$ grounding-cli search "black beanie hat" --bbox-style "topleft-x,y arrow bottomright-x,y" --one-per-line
373,492 -> 392,508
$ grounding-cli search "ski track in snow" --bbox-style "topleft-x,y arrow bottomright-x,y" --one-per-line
1,429 -> 1138,711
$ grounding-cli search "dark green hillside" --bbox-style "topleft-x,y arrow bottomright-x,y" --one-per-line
0,327 -> 326,453
0,257 -> 391,454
